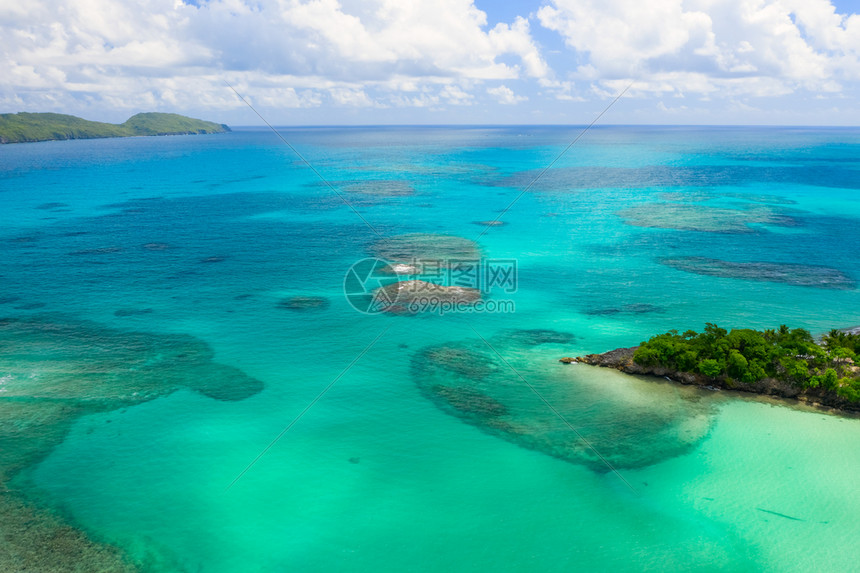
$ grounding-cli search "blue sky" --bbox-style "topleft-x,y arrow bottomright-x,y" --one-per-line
2,0 -> 859,125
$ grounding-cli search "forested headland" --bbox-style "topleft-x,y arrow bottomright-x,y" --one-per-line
570,325 -> 860,411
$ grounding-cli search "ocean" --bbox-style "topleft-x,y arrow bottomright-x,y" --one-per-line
1,125 -> 859,572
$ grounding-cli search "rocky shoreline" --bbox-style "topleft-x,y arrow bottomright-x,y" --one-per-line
562,347 -> 860,414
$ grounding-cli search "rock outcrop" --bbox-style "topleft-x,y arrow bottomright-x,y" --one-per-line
374,279 -> 481,313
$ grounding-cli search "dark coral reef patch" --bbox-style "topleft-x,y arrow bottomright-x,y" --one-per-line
617,203 -> 798,233
661,257 -> 856,290
369,233 -> 482,264
277,296 -> 330,311
496,329 -> 575,346
0,316 -> 264,571
412,336 -> 717,472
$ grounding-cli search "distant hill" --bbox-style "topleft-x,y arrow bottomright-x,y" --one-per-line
0,112 -> 230,144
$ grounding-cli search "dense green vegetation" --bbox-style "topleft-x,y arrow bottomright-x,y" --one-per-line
634,324 -> 860,402
0,112 -> 229,143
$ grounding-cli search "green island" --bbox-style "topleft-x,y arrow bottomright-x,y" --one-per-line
0,112 -> 230,144
568,325 -> 860,412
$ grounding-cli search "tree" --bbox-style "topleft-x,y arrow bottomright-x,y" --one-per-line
699,359 -> 722,378
821,368 -> 839,390
633,323 -> 859,396
727,350 -> 749,380
634,346 -> 662,366
780,357 -> 810,385
836,378 -> 860,402
746,360 -> 767,383
677,350 -> 699,372
830,347 -> 856,363
823,329 -> 859,354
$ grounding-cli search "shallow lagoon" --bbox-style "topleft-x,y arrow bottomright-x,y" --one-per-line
1,126 -> 859,571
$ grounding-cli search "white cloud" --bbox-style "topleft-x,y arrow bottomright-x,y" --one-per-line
329,87 -> 376,107
537,0 -> 860,97
539,78 -> 586,101
487,85 -> 527,105
1,0 -> 857,123
538,0 -> 714,75
0,0 -> 548,115
488,16 -> 548,79
439,84 -> 474,105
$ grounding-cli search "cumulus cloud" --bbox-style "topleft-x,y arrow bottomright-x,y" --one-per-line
1,0 -> 857,122
487,85 -> 527,105
0,0 -> 548,116
537,0 -> 860,98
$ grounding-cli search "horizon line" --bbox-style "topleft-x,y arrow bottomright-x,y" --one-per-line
225,123 -> 860,129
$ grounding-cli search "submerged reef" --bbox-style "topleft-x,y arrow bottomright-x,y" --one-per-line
412,332 -> 717,472
376,280 -> 481,304
35,203 -> 70,211
339,180 -> 416,197
584,303 -> 664,317
277,296 -> 330,311
367,233 -> 485,315
492,164 -> 860,191
495,329 -> 575,346
0,486 -> 137,573
141,242 -> 171,251
656,191 -> 797,205
616,203 -> 798,233
0,316 -> 264,571
114,308 -> 154,317
68,246 -> 123,256
661,257 -> 856,290
374,280 -> 481,314
369,233 -> 482,264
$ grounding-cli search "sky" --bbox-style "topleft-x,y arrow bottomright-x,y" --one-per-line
1,0 -> 859,126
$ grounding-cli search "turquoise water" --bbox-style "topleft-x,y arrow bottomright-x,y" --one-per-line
1,126 -> 859,571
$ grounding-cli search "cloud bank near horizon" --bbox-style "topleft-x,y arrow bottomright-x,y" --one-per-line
1,0 -> 858,124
